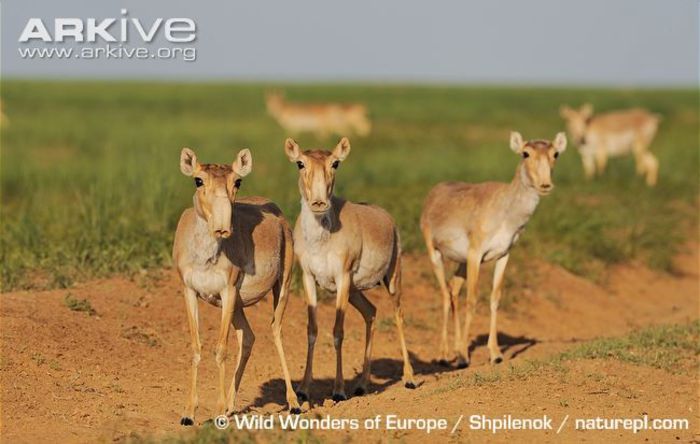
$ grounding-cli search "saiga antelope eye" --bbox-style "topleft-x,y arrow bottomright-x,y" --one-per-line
332,160 -> 340,169
554,152 -> 559,159
234,179 -> 242,188
296,161 -> 305,170
194,177 -> 204,187
522,151 -> 530,159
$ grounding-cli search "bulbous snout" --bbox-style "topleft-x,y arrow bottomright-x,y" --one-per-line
536,182 -> 553,195
208,196 -> 233,239
213,229 -> 231,239
310,199 -> 330,213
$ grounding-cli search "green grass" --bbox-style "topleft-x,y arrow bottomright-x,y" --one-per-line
559,320 -> 700,371
451,320 -> 700,391
423,320 -> 699,397
1,82 -> 697,290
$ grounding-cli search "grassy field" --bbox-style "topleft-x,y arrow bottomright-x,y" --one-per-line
1,82 -> 697,290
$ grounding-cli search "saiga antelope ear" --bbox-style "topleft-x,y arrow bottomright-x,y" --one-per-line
284,138 -> 301,162
333,137 -> 351,161
553,132 -> 567,153
233,148 -> 253,177
509,131 -> 524,154
180,147 -> 199,176
580,103 -> 594,118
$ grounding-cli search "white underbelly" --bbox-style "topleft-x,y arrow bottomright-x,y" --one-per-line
185,268 -> 228,297
436,230 -> 470,263
482,229 -> 519,263
303,249 -> 386,293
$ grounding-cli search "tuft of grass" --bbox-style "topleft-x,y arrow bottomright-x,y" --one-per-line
1,82 -> 697,290
427,321 -> 699,394
63,293 -> 96,316
559,320 -> 700,372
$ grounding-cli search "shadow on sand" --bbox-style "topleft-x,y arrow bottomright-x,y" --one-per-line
242,331 -> 538,412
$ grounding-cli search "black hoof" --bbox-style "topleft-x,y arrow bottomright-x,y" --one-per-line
332,393 -> 347,402
290,407 -> 302,415
456,361 -> 469,369
180,417 -> 194,426
295,391 -> 309,402
405,382 -> 416,389
492,356 -> 504,364
353,386 -> 366,396
437,359 -> 450,367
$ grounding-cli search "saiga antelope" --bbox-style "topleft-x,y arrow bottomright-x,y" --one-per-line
266,91 -> 371,138
421,132 -> 567,367
284,137 -> 415,402
560,104 -> 660,186
173,147 -> 300,425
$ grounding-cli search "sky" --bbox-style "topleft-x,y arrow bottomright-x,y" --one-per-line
2,0 -> 698,86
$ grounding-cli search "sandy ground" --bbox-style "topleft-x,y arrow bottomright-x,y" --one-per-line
1,245 -> 698,443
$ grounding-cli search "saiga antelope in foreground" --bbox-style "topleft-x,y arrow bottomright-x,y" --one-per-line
560,104 -> 660,186
173,147 -> 300,425
284,137 -> 415,402
266,91 -> 371,138
421,132 -> 567,367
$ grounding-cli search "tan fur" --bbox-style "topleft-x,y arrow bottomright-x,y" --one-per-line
560,104 -> 660,186
284,137 -> 415,401
173,147 -> 300,424
266,91 -> 371,138
420,132 -> 567,367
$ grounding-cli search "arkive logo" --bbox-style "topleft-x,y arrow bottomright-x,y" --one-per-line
18,9 -> 196,43
17,9 -> 197,62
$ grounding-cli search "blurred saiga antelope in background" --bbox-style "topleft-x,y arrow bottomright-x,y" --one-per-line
560,104 -> 660,186
173,147 -> 300,425
284,137 -> 415,402
266,91 -> 371,138
421,132 -> 567,367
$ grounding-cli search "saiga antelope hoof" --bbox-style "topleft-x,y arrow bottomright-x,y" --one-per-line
353,386 -> 367,396
289,407 -> 302,415
404,381 -> 416,390
180,416 -> 194,426
295,390 -> 309,402
332,393 -> 347,402
456,359 -> 469,369
491,356 -> 504,365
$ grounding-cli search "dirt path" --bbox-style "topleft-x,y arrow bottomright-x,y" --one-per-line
2,246 -> 698,443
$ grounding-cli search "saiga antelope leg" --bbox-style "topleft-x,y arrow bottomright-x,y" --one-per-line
594,145 -> 608,175
269,257 -> 301,413
225,301 -> 254,415
385,269 -> 416,389
215,285 -> 237,415
424,236 -> 453,364
332,272 -> 351,401
448,263 -> 466,363
181,287 -> 201,426
349,290 -> 376,395
581,153 -> 596,179
296,269 -> 318,401
487,254 -> 509,364
461,249 -> 482,367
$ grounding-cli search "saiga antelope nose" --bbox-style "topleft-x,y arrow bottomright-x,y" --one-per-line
540,183 -> 552,190
214,229 -> 231,238
311,200 -> 329,211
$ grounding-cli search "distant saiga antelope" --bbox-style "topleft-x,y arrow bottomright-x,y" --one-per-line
560,104 -> 660,186
421,132 -> 567,367
266,91 -> 371,138
173,147 -> 301,425
284,137 -> 415,402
